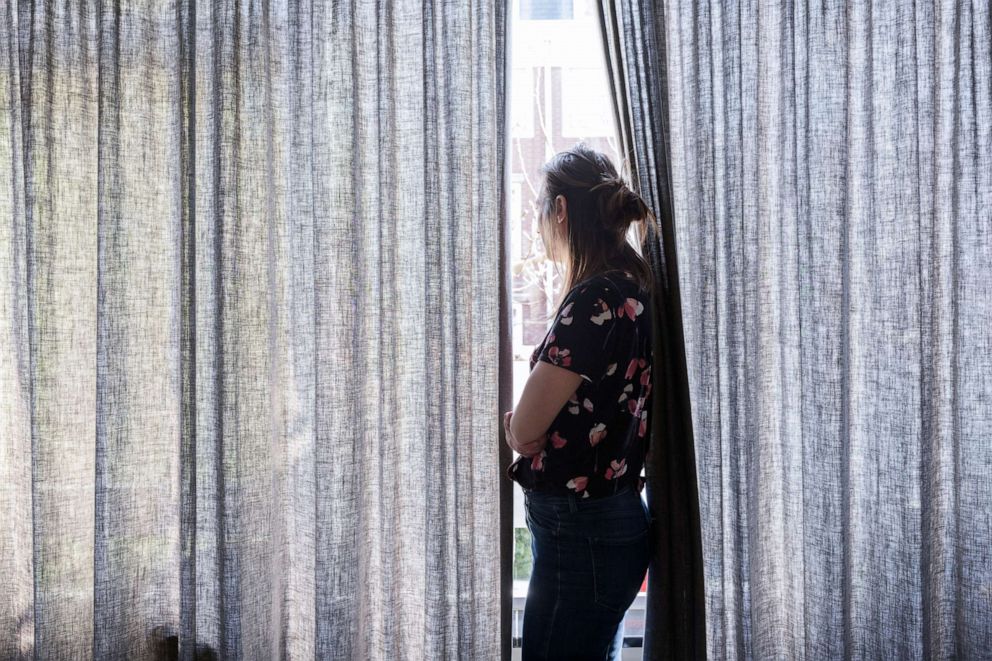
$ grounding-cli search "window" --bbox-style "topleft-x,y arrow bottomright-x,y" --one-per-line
507,0 -> 644,653
511,69 -> 535,138
560,68 -> 615,138
519,0 -> 573,20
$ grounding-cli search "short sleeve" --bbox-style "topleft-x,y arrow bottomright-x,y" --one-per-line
535,280 -> 620,385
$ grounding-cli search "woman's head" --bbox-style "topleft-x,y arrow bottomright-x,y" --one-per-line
536,142 -> 659,304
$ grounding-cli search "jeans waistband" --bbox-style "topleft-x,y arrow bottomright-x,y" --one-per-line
524,483 -> 636,513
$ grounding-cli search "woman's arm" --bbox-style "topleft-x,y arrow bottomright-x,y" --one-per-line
507,361 -> 583,455
506,278 -> 621,457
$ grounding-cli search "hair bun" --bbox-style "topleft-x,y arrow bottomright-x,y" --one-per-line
590,175 -> 649,229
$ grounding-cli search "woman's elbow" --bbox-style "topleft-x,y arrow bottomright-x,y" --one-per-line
509,410 -> 546,445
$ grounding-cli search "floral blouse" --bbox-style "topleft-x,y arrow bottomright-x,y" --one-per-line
506,269 -> 653,499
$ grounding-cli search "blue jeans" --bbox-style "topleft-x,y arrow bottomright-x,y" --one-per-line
521,484 -> 652,661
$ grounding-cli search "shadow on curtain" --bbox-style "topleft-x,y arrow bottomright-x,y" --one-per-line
601,0 -> 992,659
0,2 -> 507,659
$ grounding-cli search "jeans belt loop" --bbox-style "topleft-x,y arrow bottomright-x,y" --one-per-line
567,491 -> 578,513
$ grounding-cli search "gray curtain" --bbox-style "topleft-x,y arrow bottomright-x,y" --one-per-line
605,0 -> 992,659
598,1 -> 707,660
0,2 -> 506,659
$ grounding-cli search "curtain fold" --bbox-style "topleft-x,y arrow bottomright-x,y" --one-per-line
597,2 -> 708,659
0,2 -> 507,659
605,0 -> 992,659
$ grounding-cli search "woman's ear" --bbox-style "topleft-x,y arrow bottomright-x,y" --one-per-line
555,194 -> 568,223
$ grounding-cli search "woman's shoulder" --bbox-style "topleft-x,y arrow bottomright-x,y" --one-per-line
571,270 -> 647,307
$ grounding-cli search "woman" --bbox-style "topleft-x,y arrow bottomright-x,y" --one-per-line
505,142 -> 659,661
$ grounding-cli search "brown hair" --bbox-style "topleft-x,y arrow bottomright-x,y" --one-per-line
537,142 -> 659,312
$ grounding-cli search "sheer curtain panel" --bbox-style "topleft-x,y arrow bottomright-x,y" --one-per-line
0,2 -> 507,659
604,0 -> 992,659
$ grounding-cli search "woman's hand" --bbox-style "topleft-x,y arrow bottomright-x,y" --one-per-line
504,411 -> 547,457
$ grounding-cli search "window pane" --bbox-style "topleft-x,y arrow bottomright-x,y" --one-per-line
511,69 -> 535,138
561,68 -> 614,138
519,0 -> 574,20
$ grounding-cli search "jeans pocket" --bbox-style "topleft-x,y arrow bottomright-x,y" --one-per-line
588,526 -> 650,614
525,500 -> 558,538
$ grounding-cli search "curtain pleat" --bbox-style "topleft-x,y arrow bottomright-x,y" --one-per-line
604,0 -> 992,659
1,2 -> 507,659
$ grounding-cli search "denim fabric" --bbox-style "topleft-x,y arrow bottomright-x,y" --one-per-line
521,484 -> 652,661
